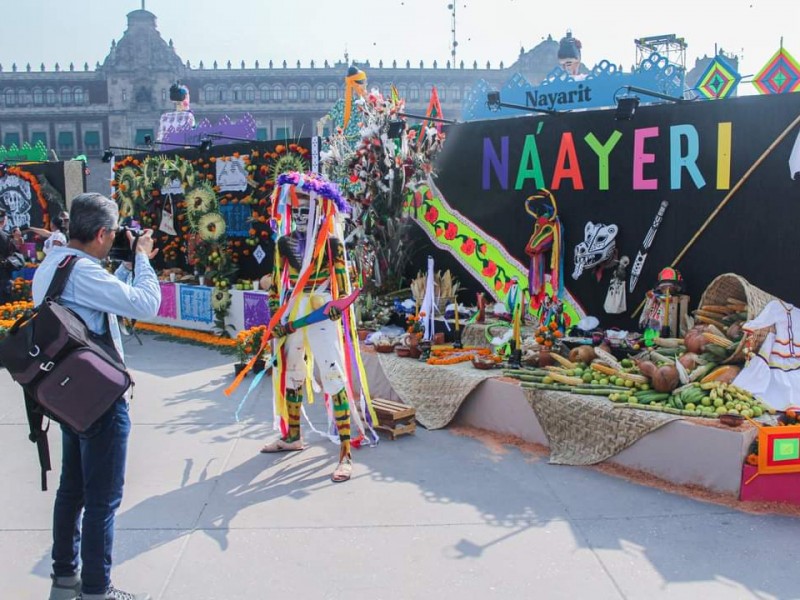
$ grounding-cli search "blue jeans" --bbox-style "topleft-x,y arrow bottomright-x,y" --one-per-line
51,398 -> 130,595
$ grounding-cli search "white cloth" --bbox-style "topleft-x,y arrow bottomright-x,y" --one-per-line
733,300 -> 800,410
280,292 -> 347,395
43,231 -> 67,254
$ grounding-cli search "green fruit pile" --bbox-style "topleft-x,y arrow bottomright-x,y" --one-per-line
608,380 -> 772,420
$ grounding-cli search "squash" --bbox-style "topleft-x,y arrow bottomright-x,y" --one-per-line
569,345 -> 596,364
650,364 -> 680,392
684,327 -> 707,354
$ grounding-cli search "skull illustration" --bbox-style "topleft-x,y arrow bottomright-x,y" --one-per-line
572,221 -> 618,280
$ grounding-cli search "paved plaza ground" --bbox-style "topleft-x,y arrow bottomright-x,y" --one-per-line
1,335 -> 799,599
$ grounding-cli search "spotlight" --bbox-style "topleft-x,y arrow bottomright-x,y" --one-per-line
101,149 -> 114,163
615,96 -> 640,121
387,120 -> 406,139
143,134 -> 153,146
199,138 -> 213,153
487,91 -> 501,111
485,90 -> 558,115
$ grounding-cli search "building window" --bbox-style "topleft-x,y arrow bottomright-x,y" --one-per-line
84,130 -> 101,153
438,87 -> 446,101
204,86 -> 215,103
162,89 -> 167,102
409,85 -> 419,101
327,85 -> 338,101
232,87 -> 241,102
300,85 -> 310,101
217,87 -> 227,102
451,86 -> 461,101
61,88 -> 72,105
245,86 -> 255,102
30,131 -> 47,147
256,127 -> 268,141
18,89 -> 30,105
383,85 -> 392,99
397,84 -> 407,98
315,85 -> 325,101
33,89 -> 43,105
273,85 -> 283,101
57,131 -> 75,151
5,89 -> 15,106
4,132 -> 21,147
46,89 -> 56,104
275,127 -> 290,140
74,88 -> 84,105
287,86 -> 298,101
134,129 -> 154,146
260,86 -> 270,102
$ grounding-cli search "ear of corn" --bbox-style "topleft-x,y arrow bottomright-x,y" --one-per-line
591,362 -> 649,384
549,353 -> 578,369
547,372 -> 584,386
653,337 -> 683,348
702,332 -> 735,349
593,347 -> 622,370
696,314 -> 727,330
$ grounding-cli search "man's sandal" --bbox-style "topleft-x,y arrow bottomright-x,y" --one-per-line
331,458 -> 352,483
259,438 -> 305,453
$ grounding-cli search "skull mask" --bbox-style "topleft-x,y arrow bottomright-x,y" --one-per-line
572,221 -> 617,279
291,193 -> 311,233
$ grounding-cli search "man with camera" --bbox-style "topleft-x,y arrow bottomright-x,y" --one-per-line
32,193 -> 160,600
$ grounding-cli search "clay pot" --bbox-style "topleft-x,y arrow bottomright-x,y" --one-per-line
538,349 -> 554,368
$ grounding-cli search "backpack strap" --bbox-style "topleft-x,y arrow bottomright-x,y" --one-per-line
44,254 -> 80,300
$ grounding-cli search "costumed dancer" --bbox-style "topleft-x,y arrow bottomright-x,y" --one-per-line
734,299 -> 800,411
260,171 -> 377,483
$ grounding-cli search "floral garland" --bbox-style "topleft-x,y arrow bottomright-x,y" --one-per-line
0,300 -> 34,340
276,170 -> 349,213
133,321 -> 238,349
426,346 -> 498,365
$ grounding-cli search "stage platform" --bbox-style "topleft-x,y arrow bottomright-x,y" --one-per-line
361,350 -> 757,496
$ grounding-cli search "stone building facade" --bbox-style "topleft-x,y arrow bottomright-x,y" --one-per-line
0,8 -> 568,162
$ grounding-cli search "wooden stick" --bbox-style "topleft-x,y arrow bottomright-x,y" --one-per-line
632,111 -> 800,319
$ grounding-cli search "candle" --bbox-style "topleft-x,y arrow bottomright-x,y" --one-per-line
453,295 -> 460,331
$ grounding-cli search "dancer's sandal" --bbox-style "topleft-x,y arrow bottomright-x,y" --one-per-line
331,457 -> 352,483
259,438 -> 305,453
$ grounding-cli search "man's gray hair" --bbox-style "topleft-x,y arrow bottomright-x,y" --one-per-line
68,193 -> 119,243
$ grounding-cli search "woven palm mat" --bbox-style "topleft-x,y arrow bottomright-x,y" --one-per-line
523,388 -> 682,465
375,353 -> 502,429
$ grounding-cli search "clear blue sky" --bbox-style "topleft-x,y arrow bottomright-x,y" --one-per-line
0,0 -> 797,90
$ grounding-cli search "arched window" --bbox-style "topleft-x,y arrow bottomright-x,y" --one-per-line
232,85 -> 242,102
245,85 -> 256,102
300,84 -> 311,101
315,85 -> 325,101
451,86 -> 461,101
327,84 -> 338,101
204,85 -> 215,103
18,88 -> 30,105
46,89 -> 56,104
5,89 -> 15,106
73,87 -> 84,105
217,86 -> 227,103
273,85 -> 283,101
33,88 -> 43,105
287,85 -> 298,101
408,84 -> 419,101
61,88 -> 72,104
259,85 -> 270,102
397,84 -> 407,98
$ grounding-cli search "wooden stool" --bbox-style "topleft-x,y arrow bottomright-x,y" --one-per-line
370,397 -> 417,440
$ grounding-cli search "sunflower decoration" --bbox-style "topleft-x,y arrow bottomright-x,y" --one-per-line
141,155 -> 165,189
184,183 -> 218,224
271,151 -> 309,186
197,212 -> 226,242
211,288 -> 232,312
116,166 -> 142,216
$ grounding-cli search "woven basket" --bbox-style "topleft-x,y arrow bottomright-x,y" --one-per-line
698,273 -> 777,363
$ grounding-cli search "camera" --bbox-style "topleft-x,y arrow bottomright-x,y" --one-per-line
109,225 -> 142,262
